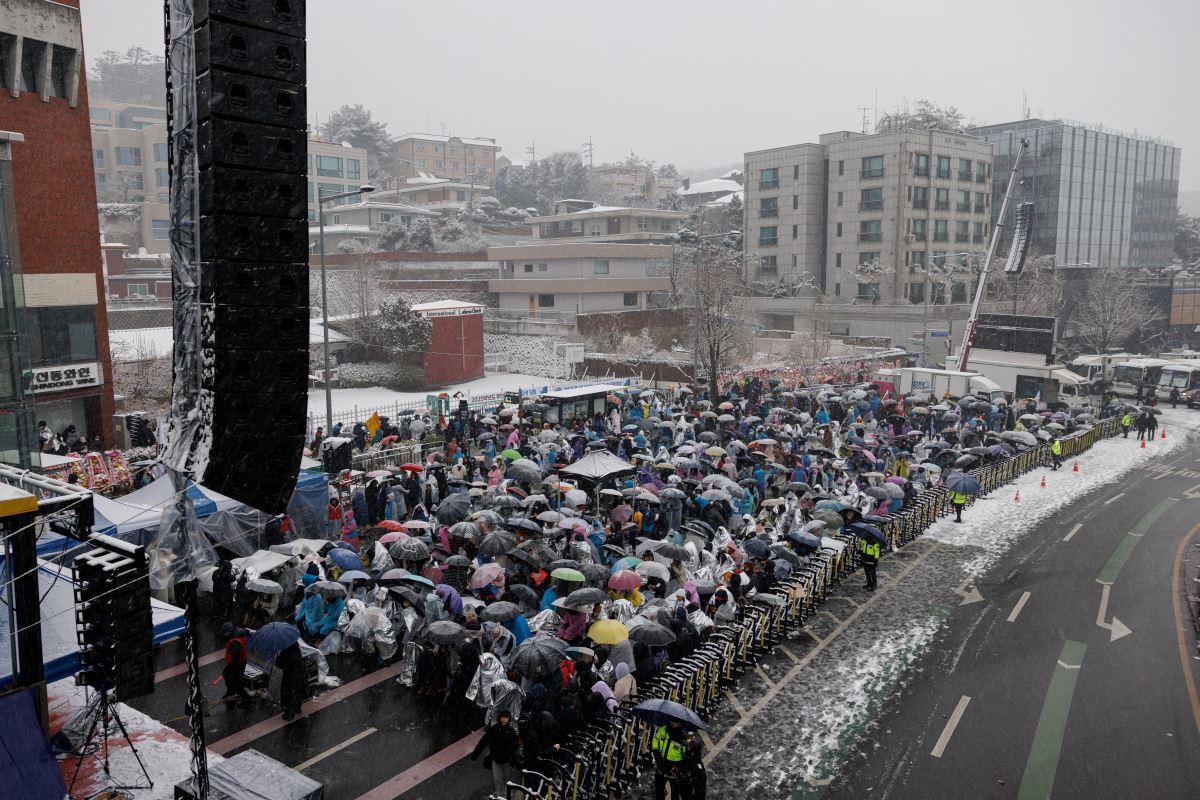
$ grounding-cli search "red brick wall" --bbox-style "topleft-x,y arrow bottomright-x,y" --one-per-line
423,313 -> 484,386
2,0 -> 115,445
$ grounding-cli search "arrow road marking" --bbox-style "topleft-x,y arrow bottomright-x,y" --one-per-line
930,695 -> 972,758
1095,583 -> 1133,642
1008,591 -> 1032,623
953,578 -> 984,605
1062,523 -> 1083,542
1184,483 -> 1200,499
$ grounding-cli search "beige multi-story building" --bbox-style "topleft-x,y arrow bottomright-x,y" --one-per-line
395,133 -> 499,183
744,129 -> 994,347
588,163 -> 678,208
90,99 -> 170,251
372,178 -> 489,213
529,201 -> 685,244
308,137 -> 370,222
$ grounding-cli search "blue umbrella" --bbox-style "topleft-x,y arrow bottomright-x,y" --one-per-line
848,522 -> 886,546
787,530 -> 823,551
337,569 -> 371,584
944,473 -> 981,495
634,698 -> 708,731
399,574 -> 436,590
247,622 -> 300,662
327,548 -> 363,570
814,499 -> 845,512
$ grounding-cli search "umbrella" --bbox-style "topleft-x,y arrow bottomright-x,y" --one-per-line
770,544 -> 802,567
550,567 -> 586,583
608,569 -> 642,591
449,521 -> 481,540
635,561 -> 670,581
399,574 -> 436,590
564,488 -> 589,506
310,580 -> 347,599
588,619 -> 630,645
478,530 -> 517,556
548,558 -> 581,572
564,587 -> 609,608
629,621 -> 676,646
652,541 -> 690,561
612,555 -> 643,571
536,510 -> 562,523
422,620 -> 467,646
246,577 -> 283,595
378,531 -> 407,545
327,548 -> 363,571
471,562 -> 507,589
505,517 -> 543,536
581,563 -> 611,583
506,583 -> 539,607
387,585 -> 421,605
481,601 -> 523,622
512,635 -> 569,677
399,463 -> 424,472
336,569 -> 371,584
511,540 -> 557,568
631,698 -> 707,731
848,522 -> 886,546
507,458 -> 543,483
700,489 -> 731,502
390,538 -> 431,562
787,530 -> 823,551
814,499 -> 846,512
500,449 -> 523,461
366,470 -> 391,479
944,473 -> 982,495
489,494 -> 522,510
402,520 -> 433,532
247,622 -> 300,660
436,493 -> 472,524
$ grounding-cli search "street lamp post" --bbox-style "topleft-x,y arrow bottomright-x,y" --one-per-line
317,184 -> 375,434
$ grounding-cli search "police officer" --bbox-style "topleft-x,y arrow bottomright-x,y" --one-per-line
651,718 -> 688,800
1050,436 -> 1063,471
950,490 -> 969,523
1121,411 -> 1133,438
858,535 -> 881,590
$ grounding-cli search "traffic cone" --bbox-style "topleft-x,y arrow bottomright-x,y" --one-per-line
1072,461 -> 1079,473
1013,489 -> 1021,503
1040,475 -> 1047,488
1140,439 -> 1147,449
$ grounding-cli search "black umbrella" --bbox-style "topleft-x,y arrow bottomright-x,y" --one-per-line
628,621 -> 676,646
652,541 -> 691,562
389,538 -> 430,562
481,601 -> 523,622
436,493 -> 472,524
581,563 -> 611,584
564,587 -> 609,608
422,620 -> 467,645
742,538 -> 771,560
505,584 -> 538,607
449,521 -> 481,540
512,635 -> 569,677
505,517 -> 543,536
387,585 -> 421,605
479,530 -> 518,556
547,558 -> 581,572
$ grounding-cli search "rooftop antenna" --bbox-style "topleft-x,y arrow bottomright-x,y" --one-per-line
440,121 -> 447,136
526,142 -> 536,163
858,107 -> 871,134
1022,89 -> 1031,120
582,136 -> 594,168
873,89 -> 879,130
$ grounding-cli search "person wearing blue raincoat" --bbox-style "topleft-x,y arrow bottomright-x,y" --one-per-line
501,613 -> 531,646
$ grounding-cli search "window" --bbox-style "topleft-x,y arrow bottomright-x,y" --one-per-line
764,314 -> 794,333
26,306 -> 98,367
793,165 -> 799,179
418,159 -> 427,168
637,217 -> 649,230
759,168 -> 779,189
318,182 -> 341,201
93,149 -> 105,169
151,219 -> 169,240
623,292 -> 639,307
859,188 -> 883,211
127,283 -> 149,297
456,191 -> 467,202
958,159 -> 972,181
836,191 -> 843,207
593,260 -> 610,274
20,39 -> 45,94
50,45 -> 74,99
316,155 -> 343,177
347,159 -> 361,179
915,153 -> 930,177
912,219 -> 927,241
760,197 -> 778,218
434,144 -> 443,153
913,186 -> 928,209
537,294 -> 554,307
835,253 -> 842,269
857,283 -> 880,301
758,226 -> 778,247
95,174 -> 107,192
860,156 -> 884,179
974,192 -> 986,213
952,282 -> 968,303
932,251 -> 947,269
154,143 -> 169,163
116,147 -> 142,166
89,107 -> 111,124
835,222 -> 842,237
417,143 -> 426,152
759,255 -> 778,273
120,172 -> 144,191
155,167 -> 168,188
792,224 -> 798,239
935,188 -> 949,211
859,220 -> 882,242
792,194 -> 798,210
955,220 -> 969,242
538,262 -> 548,272
378,212 -> 393,223
436,160 -> 443,169
973,222 -> 986,243
910,250 -> 927,267
909,282 -> 925,304
307,182 -> 314,202
936,156 -> 951,179
859,251 -> 880,267
933,220 -> 948,242
837,160 -> 844,176
956,190 -> 971,212
976,162 -> 989,183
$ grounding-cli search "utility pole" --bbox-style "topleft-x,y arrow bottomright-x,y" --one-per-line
581,137 -> 594,168
526,142 -> 536,163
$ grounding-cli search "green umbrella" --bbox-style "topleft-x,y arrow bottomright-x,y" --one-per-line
814,510 -> 843,531
550,567 -> 586,583
500,448 -> 523,461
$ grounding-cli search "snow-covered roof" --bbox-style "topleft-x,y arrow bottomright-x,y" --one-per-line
677,177 -> 742,196
336,200 -> 438,215
308,224 -> 375,235
411,300 -> 486,317
396,133 -> 498,148
704,189 -> 744,207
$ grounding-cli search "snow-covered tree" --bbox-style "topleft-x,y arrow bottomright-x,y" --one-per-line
1176,211 -> 1200,265
876,99 -> 968,133
378,219 -> 409,251
657,191 -> 686,211
370,297 -> 431,362
408,218 -> 435,251
656,163 -> 680,180
321,104 -> 394,183
1073,263 -> 1163,352
722,194 -> 743,233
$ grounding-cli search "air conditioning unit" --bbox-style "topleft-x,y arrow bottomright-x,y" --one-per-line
904,234 -> 916,243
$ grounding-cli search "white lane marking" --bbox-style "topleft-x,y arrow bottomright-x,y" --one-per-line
1103,492 -> 1126,505
1007,591 -> 1032,623
1062,523 -> 1083,542
1056,661 -> 1082,670
930,695 -> 972,758
294,727 -> 378,772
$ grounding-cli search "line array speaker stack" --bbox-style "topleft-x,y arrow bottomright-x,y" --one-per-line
73,535 -> 153,701
194,0 -> 309,514
1004,201 -> 1036,274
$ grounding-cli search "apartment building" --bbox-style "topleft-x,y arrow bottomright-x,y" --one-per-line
308,137 -> 371,221
529,201 -> 685,244
969,118 -> 1180,268
395,133 -> 499,183
90,98 -> 170,250
1,0 -> 116,454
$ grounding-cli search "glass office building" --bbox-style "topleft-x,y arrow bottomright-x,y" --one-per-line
970,119 -> 1180,268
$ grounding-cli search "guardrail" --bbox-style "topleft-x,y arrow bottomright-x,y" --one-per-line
499,415 -> 1123,799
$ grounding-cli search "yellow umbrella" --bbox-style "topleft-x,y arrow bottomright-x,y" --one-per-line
587,619 -> 629,645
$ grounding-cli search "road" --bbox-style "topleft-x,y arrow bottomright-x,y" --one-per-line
128,418 -> 1200,800
823,435 -> 1200,800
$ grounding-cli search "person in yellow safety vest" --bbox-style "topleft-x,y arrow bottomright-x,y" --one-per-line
858,536 -> 881,590
950,490 -> 969,523
651,719 -> 688,800
1121,412 -> 1133,438
1050,437 -> 1063,470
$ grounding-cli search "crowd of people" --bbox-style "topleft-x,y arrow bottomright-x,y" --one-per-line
209,374 -> 1118,798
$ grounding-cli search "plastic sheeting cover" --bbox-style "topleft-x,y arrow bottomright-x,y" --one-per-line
206,749 -> 322,800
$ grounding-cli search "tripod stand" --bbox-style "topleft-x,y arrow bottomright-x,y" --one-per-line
68,687 -> 154,796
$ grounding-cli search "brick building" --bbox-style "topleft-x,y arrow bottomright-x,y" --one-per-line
1,0 -> 116,452
411,300 -> 484,386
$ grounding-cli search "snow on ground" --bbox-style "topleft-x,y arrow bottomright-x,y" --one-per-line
925,408 -> 1200,575
310,373 -> 611,416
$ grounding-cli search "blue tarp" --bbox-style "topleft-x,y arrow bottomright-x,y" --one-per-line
0,688 -> 66,800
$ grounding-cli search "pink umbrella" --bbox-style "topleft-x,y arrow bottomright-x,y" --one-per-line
608,570 -> 642,591
378,531 -> 408,544
470,562 -> 506,589
403,520 -> 433,531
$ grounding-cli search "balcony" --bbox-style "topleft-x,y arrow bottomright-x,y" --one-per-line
933,232 -> 949,242
759,208 -> 779,218
958,171 -> 972,182
935,201 -> 950,211
758,237 -> 778,247
936,168 -> 951,179
955,233 -> 970,243
976,174 -> 989,184
956,202 -> 971,212
912,199 -> 928,210
914,167 -> 930,178
912,232 -> 927,242
860,168 -> 884,179
759,180 -> 779,190
859,200 -> 883,211
974,203 -> 986,214
858,232 -> 883,242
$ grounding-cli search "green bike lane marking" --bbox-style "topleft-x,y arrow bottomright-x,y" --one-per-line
1095,497 -> 1177,585
1017,640 -> 1087,800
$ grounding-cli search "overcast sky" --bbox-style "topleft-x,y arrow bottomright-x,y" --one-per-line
82,0 -> 1199,187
